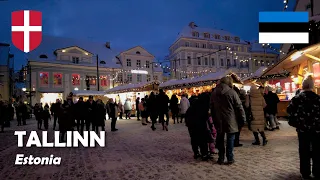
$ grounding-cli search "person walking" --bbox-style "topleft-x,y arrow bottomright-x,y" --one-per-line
158,89 -> 170,131
144,95 -> 151,123
139,98 -> 147,125
136,97 -> 140,121
170,94 -> 179,124
148,92 -> 158,131
124,98 -> 132,119
211,76 -> 246,165
264,86 -> 280,130
287,76 -> 320,179
86,96 -> 97,131
118,101 -> 124,119
95,99 -> 106,133
51,99 -> 61,130
42,105 -> 51,130
186,93 -> 211,160
34,103 -> 43,129
179,94 -> 190,123
0,101 -> 6,132
75,97 -> 86,133
109,98 -> 119,131
245,84 -> 268,146
7,102 -> 14,127
59,100 -> 75,142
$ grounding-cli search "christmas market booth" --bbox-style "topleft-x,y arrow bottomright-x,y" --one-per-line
159,70 -> 243,99
71,90 -> 108,102
105,81 -> 160,114
255,43 -> 320,116
242,66 -> 269,92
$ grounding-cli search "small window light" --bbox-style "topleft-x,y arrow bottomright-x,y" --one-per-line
62,50 -> 66,52
85,53 -> 88,55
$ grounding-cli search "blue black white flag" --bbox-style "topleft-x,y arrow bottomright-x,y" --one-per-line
259,12 -> 309,44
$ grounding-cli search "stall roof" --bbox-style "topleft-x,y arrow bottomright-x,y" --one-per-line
262,43 -> 320,76
72,90 -> 106,96
159,70 -> 242,90
105,81 -> 160,94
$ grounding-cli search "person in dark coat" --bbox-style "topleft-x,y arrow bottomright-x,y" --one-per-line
170,94 -> 179,124
144,95 -> 150,123
8,102 -> 14,126
148,92 -> 158,131
157,89 -> 170,131
50,99 -> 61,130
108,98 -> 118,131
0,101 -> 6,132
42,105 -> 51,130
264,86 -> 280,130
287,76 -> 320,179
75,97 -> 86,133
33,103 -> 43,129
59,100 -> 75,142
95,99 -> 106,133
211,76 -> 246,165
234,88 -> 246,147
86,95 -> 97,131
136,97 -> 140,121
186,93 -> 211,160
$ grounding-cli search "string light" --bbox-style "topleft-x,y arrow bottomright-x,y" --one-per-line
283,0 -> 289,11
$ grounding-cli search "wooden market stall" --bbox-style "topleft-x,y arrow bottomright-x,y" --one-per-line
71,90 -> 108,102
159,70 -> 243,99
105,81 -> 160,115
258,43 -> 320,116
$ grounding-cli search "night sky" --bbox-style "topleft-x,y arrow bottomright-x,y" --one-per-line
0,0 -> 296,70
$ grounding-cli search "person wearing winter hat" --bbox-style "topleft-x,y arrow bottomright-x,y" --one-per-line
287,75 -> 320,179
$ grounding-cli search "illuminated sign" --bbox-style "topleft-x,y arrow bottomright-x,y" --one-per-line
131,70 -> 148,74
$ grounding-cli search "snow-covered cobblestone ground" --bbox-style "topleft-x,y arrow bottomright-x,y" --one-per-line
0,118 -> 301,180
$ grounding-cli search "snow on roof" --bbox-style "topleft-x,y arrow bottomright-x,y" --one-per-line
174,25 -> 248,45
72,90 -> 106,96
194,70 -> 231,82
310,14 -> 320,22
250,41 -> 279,54
28,35 -> 121,69
106,81 -> 160,94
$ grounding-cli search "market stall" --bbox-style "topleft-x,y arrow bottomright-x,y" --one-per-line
259,43 -> 320,116
105,81 -> 160,114
71,90 -> 108,102
159,70 -> 243,99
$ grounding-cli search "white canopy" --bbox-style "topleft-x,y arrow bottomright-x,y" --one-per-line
72,90 -> 106,96
105,81 -> 159,94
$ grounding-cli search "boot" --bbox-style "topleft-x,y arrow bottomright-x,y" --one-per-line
260,132 -> 268,146
252,132 -> 260,145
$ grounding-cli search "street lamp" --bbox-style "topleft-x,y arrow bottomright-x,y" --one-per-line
22,88 -> 26,92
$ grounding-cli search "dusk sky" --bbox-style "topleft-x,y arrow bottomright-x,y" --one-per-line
0,0 -> 296,70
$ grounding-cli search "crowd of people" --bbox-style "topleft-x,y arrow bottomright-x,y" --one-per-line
1,75 -> 319,179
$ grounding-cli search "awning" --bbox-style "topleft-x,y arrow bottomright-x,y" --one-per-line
72,90 -> 106,96
261,43 -> 320,77
105,81 -> 160,94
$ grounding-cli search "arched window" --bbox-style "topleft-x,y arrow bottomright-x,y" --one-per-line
136,51 -> 141,54
39,54 -> 48,59
100,61 -> 106,64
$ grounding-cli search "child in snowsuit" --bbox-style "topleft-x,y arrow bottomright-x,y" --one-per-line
207,116 -> 217,155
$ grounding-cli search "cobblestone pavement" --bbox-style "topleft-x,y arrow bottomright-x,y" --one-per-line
0,118 -> 302,180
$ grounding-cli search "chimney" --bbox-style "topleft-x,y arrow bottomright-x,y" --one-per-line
105,42 -> 110,49
188,22 -> 197,29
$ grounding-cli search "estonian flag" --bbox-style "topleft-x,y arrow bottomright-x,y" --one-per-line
259,12 -> 309,44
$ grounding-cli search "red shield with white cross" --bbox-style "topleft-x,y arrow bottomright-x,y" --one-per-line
11,10 -> 42,53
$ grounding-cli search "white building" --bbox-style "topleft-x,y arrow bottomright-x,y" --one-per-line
27,36 -> 121,105
115,46 -> 163,84
169,22 -> 251,79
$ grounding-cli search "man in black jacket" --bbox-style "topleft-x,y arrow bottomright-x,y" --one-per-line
51,99 -> 61,130
157,89 -> 169,131
136,97 -> 140,121
75,97 -> 86,133
287,76 -> 320,179
85,96 -> 97,131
